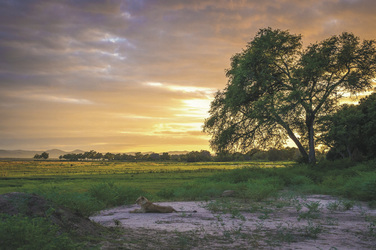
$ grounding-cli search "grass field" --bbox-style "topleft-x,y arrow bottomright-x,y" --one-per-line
1,159 -> 375,212
1,159 -> 375,249
0,160 -> 293,194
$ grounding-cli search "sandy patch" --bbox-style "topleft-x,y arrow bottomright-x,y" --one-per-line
90,195 -> 376,249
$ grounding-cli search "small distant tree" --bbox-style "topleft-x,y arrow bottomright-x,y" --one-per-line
149,153 -> 160,161
104,152 -> 114,161
186,150 -> 212,162
134,152 -> 143,161
160,152 -> 170,161
34,152 -> 49,160
94,152 -> 103,160
199,150 -> 212,161
40,152 -> 49,160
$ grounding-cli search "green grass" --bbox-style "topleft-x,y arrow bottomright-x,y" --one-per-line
0,160 -> 291,194
0,160 -> 293,178
1,159 -> 376,249
0,160 -> 292,214
1,159 -> 375,214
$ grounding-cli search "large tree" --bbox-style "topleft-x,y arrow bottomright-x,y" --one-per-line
204,28 -> 376,163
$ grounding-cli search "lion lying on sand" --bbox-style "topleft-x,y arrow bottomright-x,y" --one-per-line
130,196 -> 177,213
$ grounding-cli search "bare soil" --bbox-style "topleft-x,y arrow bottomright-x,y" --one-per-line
91,194 -> 376,249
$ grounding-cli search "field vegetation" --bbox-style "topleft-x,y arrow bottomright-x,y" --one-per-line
0,161 -> 374,238
1,159 -> 375,211
0,159 -> 375,248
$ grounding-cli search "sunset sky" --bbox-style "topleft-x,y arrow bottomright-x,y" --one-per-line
1,0 -> 376,153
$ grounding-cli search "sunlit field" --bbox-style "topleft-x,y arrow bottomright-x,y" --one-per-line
1,159 -> 375,218
0,160 -> 293,195
0,160 -> 293,177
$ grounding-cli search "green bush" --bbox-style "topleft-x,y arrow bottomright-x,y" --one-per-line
0,214 -> 78,250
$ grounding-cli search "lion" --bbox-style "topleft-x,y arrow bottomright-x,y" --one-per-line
130,196 -> 177,213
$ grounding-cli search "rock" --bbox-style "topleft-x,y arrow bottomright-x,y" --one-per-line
0,192 -> 104,237
221,190 -> 236,197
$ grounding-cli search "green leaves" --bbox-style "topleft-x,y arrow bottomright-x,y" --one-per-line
321,93 -> 376,160
204,27 -> 376,163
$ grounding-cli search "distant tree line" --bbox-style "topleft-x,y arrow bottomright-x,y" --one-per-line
59,147 -> 301,162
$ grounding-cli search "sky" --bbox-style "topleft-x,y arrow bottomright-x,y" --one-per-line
1,0 -> 376,153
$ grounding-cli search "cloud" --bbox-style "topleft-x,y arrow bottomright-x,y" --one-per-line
0,0 -> 375,152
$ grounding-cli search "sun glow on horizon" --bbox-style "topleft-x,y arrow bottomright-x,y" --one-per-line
179,99 -> 212,119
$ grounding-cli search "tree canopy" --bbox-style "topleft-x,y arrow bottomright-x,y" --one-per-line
204,28 -> 376,163
34,152 -> 49,160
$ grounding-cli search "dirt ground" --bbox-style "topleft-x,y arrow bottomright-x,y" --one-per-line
91,194 -> 376,249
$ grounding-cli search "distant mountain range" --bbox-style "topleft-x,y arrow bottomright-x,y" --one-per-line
0,149 -> 191,159
0,149 -> 85,159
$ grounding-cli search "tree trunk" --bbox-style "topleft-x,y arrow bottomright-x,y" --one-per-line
275,115 -> 309,162
287,129 -> 309,163
307,121 -> 316,164
280,124 -> 308,162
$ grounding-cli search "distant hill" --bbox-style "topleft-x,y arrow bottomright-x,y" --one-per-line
0,149 -> 85,159
125,151 -> 189,155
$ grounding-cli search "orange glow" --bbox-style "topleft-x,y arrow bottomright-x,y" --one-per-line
0,1 -> 375,153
